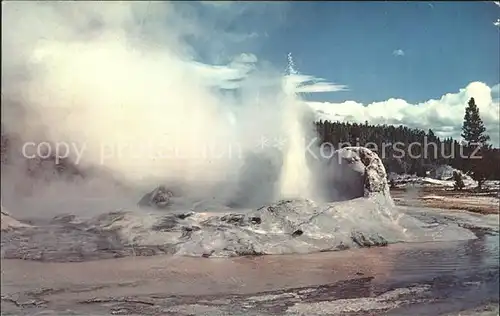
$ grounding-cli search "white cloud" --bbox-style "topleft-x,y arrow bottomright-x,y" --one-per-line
283,55 -> 348,93
308,82 -> 500,146
392,49 -> 405,57
188,52 -> 347,94
287,74 -> 348,93
232,53 -> 258,64
296,81 -> 347,93
493,2 -> 500,26
189,53 -> 258,90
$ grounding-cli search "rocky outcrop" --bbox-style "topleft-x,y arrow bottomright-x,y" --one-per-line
320,147 -> 392,203
174,197 -> 399,257
137,186 -> 175,209
120,147 -> 401,257
1,195 -> 477,261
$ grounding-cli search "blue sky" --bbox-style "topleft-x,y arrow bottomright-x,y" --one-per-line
270,1 -> 499,104
193,1 -> 499,103
189,1 -> 500,145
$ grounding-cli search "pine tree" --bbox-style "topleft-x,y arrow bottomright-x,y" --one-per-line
461,98 -> 490,145
460,97 -> 491,190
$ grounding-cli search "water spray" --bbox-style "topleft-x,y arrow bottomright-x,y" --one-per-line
278,53 -> 314,200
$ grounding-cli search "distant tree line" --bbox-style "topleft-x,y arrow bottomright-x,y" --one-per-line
313,97 -> 500,186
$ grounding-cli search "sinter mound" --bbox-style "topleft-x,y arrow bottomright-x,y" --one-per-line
1,147 -> 476,261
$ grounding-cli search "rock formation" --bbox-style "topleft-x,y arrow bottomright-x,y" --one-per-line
138,185 -> 175,209
1,147 -> 478,261
124,147 -> 401,257
82,146 -> 466,258
320,146 -> 393,203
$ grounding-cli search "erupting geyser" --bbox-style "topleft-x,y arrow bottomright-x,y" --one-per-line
0,2 -> 481,261
278,53 -> 314,201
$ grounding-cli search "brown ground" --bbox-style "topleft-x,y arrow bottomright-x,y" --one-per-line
391,187 -> 500,215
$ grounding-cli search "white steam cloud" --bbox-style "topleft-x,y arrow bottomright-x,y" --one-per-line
1,1 -> 319,216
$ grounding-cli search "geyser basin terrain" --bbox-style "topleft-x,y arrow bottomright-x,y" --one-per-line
1,147 -> 480,261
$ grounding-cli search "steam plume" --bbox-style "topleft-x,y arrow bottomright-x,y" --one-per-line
1,1 -> 319,215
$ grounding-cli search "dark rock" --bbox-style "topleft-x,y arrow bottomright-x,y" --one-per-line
180,226 -> 201,239
351,230 -> 388,247
138,185 -> 174,209
250,216 -> 261,225
176,212 -> 194,220
220,214 -> 246,225
335,242 -> 350,251
202,251 -> 214,258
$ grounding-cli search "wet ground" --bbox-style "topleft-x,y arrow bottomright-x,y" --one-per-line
391,187 -> 500,215
1,230 -> 499,315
